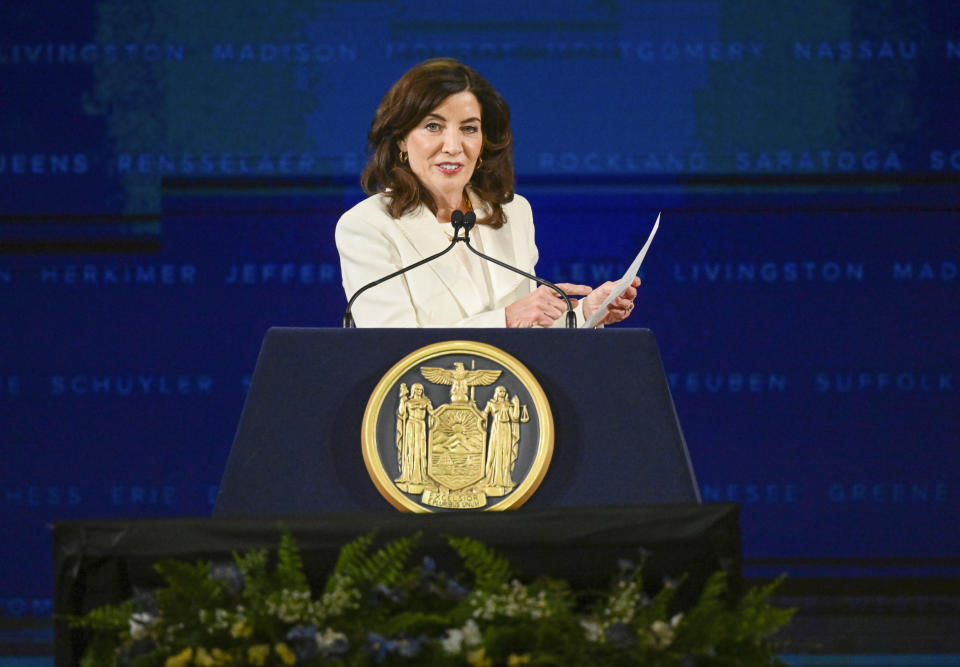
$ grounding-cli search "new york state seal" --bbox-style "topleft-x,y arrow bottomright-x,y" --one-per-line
362,341 -> 554,512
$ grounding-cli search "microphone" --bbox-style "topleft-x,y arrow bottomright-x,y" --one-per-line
451,208 -> 468,236
343,210 -> 577,328
458,210 -> 577,328
456,209 -> 474,235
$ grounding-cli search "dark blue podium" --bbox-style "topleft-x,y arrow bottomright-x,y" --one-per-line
57,329 -> 718,666
214,327 -> 699,516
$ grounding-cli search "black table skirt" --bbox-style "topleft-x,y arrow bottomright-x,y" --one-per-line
53,503 -> 739,666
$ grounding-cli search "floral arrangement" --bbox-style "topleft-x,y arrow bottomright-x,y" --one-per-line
71,531 -> 794,666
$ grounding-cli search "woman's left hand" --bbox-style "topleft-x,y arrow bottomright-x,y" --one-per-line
582,277 -> 640,326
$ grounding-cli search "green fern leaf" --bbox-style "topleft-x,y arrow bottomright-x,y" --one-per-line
328,532 -> 421,589
276,532 -> 308,591
233,547 -> 270,602
153,559 -> 221,609
448,535 -> 512,590
70,599 -> 135,631
327,532 -> 376,592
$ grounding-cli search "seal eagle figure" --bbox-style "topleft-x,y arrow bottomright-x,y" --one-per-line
420,362 -> 501,403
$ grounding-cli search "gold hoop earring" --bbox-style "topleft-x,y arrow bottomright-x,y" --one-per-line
476,155 -> 483,169
399,150 -> 408,164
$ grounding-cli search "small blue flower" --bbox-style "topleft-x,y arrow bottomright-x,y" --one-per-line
421,555 -> 437,573
418,556 -> 442,592
394,634 -> 427,658
616,558 -> 637,584
605,622 -> 638,649
444,577 -> 470,600
131,588 -> 158,615
209,562 -> 245,595
319,632 -> 350,658
365,632 -> 397,664
371,582 -> 403,604
286,625 -> 319,661
287,625 -> 319,639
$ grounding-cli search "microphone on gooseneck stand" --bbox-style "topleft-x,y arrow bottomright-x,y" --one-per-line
458,211 -> 578,329
342,210 -> 577,328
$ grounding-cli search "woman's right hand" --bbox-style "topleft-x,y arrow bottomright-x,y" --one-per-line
505,283 -> 592,328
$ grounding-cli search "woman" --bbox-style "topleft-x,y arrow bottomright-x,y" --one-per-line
394,382 -> 432,494
482,386 -> 523,495
336,58 -> 638,327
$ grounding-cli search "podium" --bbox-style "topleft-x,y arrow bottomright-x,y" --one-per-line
55,328 -> 724,666
214,327 -> 699,515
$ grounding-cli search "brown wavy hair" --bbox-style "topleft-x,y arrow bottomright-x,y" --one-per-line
360,58 -> 515,228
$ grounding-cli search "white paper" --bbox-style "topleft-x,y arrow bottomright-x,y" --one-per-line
580,212 -> 660,328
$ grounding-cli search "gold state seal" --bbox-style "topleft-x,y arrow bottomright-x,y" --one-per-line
362,341 -> 553,512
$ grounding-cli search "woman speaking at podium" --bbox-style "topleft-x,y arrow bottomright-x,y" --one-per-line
336,58 -> 639,328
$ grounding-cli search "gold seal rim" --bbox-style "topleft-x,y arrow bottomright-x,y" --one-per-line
362,340 -> 554,513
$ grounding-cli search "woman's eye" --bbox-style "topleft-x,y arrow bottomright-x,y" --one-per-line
424,122 -> 441,131
462,125 -> 479,134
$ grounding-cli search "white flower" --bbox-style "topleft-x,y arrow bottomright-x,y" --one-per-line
649,620 -> 676,648
128,612 -> 154,641
461,619 -> 482,647
440,628 -> 464,654
316,627 -> 348,649
212,608 -> 230,629
670,612 -> 684,628
580,619 -> 603,642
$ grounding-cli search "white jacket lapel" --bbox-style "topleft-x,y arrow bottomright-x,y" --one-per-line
470,195 -> 527,300
393,204 -> 486,315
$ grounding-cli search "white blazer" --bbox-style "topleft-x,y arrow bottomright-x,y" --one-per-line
336,190 -> 573,327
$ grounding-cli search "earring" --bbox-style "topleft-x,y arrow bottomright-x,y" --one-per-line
476,155 -> 483,169
399,150 -> 408,164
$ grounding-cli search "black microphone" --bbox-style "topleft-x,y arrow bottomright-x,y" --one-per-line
342,209 -> 577,328
450,208 -> 468,237
458,210 -> 578,328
